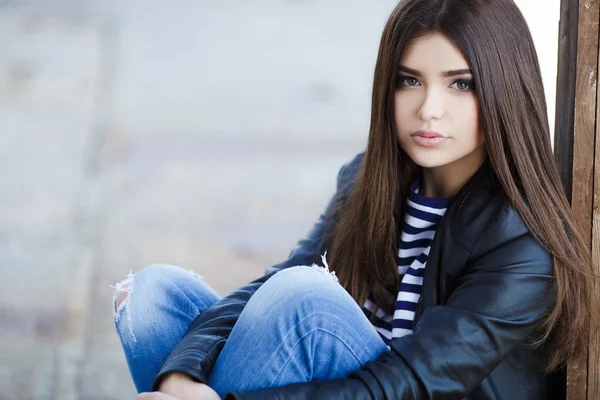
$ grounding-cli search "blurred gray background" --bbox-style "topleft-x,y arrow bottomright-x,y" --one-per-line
0,1 -> 559,399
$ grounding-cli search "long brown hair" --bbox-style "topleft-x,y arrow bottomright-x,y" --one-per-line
324,0 -> 596,372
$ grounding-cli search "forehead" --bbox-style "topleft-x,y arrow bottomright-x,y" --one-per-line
400,32 -> 470,73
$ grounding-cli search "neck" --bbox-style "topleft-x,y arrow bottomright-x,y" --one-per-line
419,145 -> 487,198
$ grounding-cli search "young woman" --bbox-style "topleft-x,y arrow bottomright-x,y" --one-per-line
113,0 -> 597,398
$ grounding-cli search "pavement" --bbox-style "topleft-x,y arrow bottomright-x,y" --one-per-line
0,1 -> 558,399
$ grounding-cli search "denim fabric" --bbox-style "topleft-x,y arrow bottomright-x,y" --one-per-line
113,264 -> 387,397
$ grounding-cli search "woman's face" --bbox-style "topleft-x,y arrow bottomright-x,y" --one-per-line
394,32 -> 485,169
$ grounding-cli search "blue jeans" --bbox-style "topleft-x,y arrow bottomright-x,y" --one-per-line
113,264 -> 388,397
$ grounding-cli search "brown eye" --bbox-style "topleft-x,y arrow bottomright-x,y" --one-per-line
452,79 -> 474,91
397,75 -> 420,88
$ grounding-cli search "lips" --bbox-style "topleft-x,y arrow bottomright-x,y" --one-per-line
411,129 -> 446,138
410,130 -> 448,147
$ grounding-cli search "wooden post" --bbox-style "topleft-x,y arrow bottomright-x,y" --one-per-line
554,0 -> 600,398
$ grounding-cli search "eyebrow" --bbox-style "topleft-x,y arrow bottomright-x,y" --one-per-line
398,65 -> 472,78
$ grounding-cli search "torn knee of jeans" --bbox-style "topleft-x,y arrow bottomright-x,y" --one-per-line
111,271 -> 134,322
312,251 -> 339,283
115,291 -> 128,311
286,252 -> 340,283
187,269 -> 205,281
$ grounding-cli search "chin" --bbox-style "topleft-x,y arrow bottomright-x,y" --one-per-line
412,159 -> 446,169
405,150 -> 449,169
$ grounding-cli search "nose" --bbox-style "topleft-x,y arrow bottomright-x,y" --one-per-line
418,88 -> 444,121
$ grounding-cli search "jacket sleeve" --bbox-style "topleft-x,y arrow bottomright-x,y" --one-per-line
224,214 -> 556,400
151,153 -> 363,391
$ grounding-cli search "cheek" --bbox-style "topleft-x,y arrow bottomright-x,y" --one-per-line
393,94 -> 412,132
453,102 -> 482,144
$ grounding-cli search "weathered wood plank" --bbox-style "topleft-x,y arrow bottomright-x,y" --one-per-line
572,0 -> 599,392
554,0 -> 579,202
571,0 -> 598,240
589,41 -> 600,399
555,0 -> 599,399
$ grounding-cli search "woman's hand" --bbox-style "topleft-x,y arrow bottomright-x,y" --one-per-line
143,372 -> 221,400
137,393 -> 184,400
136,385 -> 221,400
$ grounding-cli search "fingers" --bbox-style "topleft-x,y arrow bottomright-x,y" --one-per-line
137,392 -> 181,400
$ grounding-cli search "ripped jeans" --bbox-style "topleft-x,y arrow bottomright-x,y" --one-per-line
112,264 -> 388,397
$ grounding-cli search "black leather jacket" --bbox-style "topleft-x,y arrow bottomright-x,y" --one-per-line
153,152 -> 566,399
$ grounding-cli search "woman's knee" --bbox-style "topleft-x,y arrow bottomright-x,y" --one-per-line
112,264 -> 220,392
270,265 -> 342,293
246,266 -> 352,320
113,264 -> 176,312
112,264 -> 219,323
212,266 -> 378,389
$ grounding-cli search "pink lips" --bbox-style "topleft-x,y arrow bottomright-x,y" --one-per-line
410,130 -> 448,147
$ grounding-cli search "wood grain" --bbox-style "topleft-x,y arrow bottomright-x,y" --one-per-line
554,0 -> 579,201
555,0 -> 599,398
572,0 -> 598,395
589,37 -> 600,399
571,0 -> 598,242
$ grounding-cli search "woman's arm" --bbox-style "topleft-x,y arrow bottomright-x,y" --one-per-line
223,218 -> 556,399
151,153 -> 364,392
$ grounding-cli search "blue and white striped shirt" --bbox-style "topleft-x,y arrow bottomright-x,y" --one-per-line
362,180 -> 453,345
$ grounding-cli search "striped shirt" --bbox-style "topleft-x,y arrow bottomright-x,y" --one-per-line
362,180 -> 453,345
